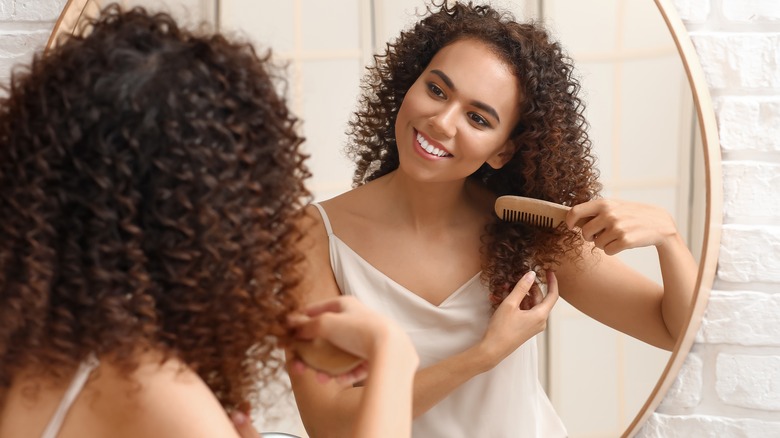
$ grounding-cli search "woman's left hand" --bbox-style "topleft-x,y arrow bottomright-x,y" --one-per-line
565,199 -> 679,256
231,410 -> 261,438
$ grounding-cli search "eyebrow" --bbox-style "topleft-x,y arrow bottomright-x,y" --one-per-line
430,69 -> 501,123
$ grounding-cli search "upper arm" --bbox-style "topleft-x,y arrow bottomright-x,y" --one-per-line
555,244 -> 674,349
287,354 -> 362,437
295,205 -> 344,304
287,206 -> 363,436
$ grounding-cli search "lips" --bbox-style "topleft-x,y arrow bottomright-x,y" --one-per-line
415,130 -> 452,158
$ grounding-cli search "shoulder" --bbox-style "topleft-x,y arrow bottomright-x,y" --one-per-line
293,203 -> 345,302
318,181 -> 393,230
89,352 -> 238,438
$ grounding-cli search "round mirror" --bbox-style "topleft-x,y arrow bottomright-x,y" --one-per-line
48,1 -> 721,437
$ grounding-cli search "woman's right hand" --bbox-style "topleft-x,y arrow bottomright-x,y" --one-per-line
479,270 -> 559,365
290,296 -> 417,370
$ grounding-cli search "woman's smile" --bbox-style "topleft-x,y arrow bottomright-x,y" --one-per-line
414,129 -> 453,159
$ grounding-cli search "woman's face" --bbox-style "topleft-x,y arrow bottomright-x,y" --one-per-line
394,38 -> 522,183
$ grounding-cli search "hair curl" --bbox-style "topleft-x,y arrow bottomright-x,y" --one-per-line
346,1 -> 601,305
0,5 -> 310,410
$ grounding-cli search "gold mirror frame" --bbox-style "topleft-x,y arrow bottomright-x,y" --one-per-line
46,0 -> 723,436
46,0 -> 96,51
623,0 -> 722,436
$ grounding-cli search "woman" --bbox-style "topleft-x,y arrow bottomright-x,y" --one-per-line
0,5 -> 417,438
288,1 -> 697,437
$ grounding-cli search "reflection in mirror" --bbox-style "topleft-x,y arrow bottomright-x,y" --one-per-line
540,1 -> 704,437
48,1 -> 717,437
218,3 -> 707,438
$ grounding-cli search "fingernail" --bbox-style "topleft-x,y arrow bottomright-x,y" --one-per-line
525,271 -> 537,283
287,314 -> 307,325
232,411 -> 247,426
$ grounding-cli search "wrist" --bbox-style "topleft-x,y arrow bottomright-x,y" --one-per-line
469,342 -> 501,374
658,230 -> 686,250
370,325 -> 419,372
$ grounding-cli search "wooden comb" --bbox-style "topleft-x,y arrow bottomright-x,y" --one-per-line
290,338 -> 363,376
495,195 -> 586,228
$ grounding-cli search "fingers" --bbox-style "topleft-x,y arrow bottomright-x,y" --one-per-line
529,284 -> 544,307
598,234 -> 624,256
518,285 -> 543,310
289,296 -> 361,338
334,362 -> 369,385
570,199 -> 680,254
566,200 -> 602,230
291,313 -> 329,340
301,296 -> 349,317
231,411 -> 261,438
534,271 -> 559,314
503,271 -> 537,308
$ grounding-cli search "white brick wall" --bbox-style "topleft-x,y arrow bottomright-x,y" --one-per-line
2,0 -> 779,436
637,0 -> 780,436
0,0 -> 67,84
717,98 -> 780,153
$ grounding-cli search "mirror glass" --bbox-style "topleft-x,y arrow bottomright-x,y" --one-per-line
539,2 -> 704,436
49,1 -> 709,437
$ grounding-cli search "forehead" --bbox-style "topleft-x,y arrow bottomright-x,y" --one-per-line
426,38 -> 521,119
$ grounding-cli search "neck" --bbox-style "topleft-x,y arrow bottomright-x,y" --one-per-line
380,171 -> 478,230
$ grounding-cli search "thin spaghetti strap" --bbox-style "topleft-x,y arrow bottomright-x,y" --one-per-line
40,354 -> 100,438
312,203 -> 334,236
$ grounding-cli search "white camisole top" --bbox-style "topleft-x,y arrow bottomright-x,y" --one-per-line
40,354 -> 99,438
313,204 -> 567,438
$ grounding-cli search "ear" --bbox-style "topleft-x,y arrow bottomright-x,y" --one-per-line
485,140 -> 516,170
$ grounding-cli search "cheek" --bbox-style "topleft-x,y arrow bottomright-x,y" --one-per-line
398,90 -> 423,118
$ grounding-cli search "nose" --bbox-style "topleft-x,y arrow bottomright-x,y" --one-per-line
428,103 -> 457,139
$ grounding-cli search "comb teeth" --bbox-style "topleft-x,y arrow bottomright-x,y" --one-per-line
501,209 -> 555,227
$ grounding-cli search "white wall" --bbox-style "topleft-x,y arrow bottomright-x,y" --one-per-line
0,0 -> 67,85
3,0 -> 779,436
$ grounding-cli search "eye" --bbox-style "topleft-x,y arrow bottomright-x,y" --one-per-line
427,82 -> 445,98
468,112 -> 490,127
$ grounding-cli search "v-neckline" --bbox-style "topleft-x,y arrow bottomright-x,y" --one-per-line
330,234 -> 482,308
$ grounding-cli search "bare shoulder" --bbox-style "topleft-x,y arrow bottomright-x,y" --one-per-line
318,179 -> 397,233
320,183 -> 379,214
87,353 -> 238,438
295,203 -> 345,303
298,203 -> 331,248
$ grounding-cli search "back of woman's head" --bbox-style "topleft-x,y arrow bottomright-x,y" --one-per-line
0,4 -> 309,409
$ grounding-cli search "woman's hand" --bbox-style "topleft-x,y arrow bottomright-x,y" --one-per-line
290,296 -> 407,359
231,411 -> 261,438
566,199 -> 680,256
288,296 -> 418,384
288,296 -> 419,437
479,271 -> 559,365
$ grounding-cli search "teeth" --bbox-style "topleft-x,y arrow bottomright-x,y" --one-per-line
416,133 -> 450,157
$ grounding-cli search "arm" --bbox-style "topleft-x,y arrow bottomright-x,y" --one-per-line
560,199 -> 698,350
290,207 -> 557,436
290,296 -> 419,438
289,335 -> 501,437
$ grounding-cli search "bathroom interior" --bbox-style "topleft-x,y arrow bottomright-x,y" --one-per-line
45,0 -> 726,437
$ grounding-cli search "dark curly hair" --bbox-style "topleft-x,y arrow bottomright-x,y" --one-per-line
0,5 -> 310,411
346,1 -> 601,305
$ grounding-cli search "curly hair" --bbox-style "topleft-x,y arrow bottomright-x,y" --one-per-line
346,1 -> 601,305
0,5 -> 310,410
